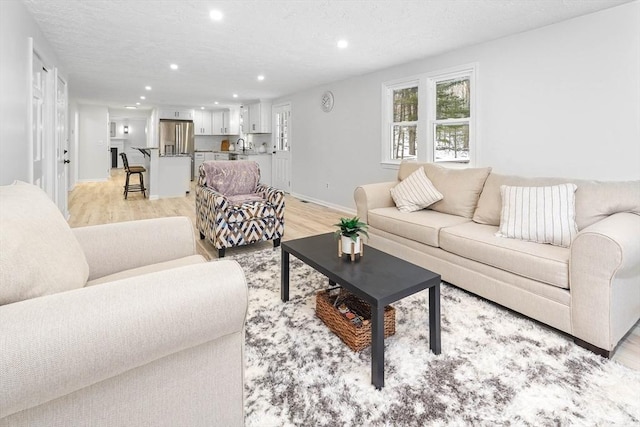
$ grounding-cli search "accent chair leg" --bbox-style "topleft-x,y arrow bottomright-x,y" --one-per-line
218,248 -> 226,258
273,238 -> 281,248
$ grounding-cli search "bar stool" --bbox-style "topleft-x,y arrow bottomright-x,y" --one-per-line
120,153 -> 146,199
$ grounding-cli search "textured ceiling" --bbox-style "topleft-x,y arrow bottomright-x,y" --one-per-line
22,0 -> 631,110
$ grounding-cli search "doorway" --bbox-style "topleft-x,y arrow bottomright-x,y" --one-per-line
272,103 -> 291,193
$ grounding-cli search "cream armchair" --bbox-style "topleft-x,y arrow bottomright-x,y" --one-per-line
0,182 -> 247,426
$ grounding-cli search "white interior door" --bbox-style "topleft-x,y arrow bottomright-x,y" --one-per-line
272,103 -> 291,192
55,70 -> 69,217
31,51 -> 46,190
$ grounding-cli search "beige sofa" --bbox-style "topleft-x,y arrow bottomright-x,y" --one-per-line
355,162 -> 640,357
0,182 -> 247,426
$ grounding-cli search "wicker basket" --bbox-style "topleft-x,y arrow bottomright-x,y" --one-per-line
315,289 -> 395,352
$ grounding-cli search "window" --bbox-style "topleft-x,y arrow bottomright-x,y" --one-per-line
381,64 -> 476,167
382,80 -> 419,164
428,66 -> 475,164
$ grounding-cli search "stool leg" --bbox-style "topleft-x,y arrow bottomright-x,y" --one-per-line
124,172 -> 130,199
139,172 -> 146,198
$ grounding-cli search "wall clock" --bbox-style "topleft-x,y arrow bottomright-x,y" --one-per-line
321,91 -> 334,112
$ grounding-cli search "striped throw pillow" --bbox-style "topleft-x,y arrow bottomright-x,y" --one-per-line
390,167 -> 443,213
497,183 -> 578,247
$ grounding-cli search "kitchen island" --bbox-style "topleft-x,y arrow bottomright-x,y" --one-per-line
133,147 -> 191,199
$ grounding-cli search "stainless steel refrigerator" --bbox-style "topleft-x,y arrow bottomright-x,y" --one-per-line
159,119 -> 195,179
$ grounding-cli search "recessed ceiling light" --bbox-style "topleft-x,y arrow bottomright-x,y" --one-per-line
140,96 -> 146,100
214,101 -> 219,105
232,93 -> 238,98
200,107 -> 205,110
337,39 -> 348,49
210,10 -> 223,21
136,102 -> 141,105
257,75 -> 265,81
125,106 -> 137,109
145,86 -> 152,91
170,64 -> 178,70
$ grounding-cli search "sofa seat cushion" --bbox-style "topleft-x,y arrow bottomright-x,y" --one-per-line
440,222 -> 569,289
0,182 -> 90,305
369,207 -> 470,247
225,200 -> 276,223
86,254 -> 206,286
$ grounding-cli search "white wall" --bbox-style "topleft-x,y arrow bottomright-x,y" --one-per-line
77,104 -> 109,182
0,0 -> 65,185
275,2 -> 640,211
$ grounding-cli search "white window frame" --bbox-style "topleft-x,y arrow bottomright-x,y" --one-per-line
380,77 -> 421,167
426,64 -> 477,166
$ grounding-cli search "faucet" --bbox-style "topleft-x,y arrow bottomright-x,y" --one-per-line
237,138 -> 246,153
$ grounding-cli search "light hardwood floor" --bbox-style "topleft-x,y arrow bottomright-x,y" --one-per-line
68,169 -> 639,371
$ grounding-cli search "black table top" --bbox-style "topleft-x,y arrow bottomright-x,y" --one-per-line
282,233 -> 441,306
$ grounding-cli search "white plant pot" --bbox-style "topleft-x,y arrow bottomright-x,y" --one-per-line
341,235 -> 361,255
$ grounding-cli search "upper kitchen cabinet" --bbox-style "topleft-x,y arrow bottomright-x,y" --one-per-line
244,101 -> 272,134
159,109 -> 194,120
193,110 -> 213,135
213,108 -> 240,135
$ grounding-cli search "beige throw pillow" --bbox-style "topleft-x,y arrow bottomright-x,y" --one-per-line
497,183 -> 578,248
423,164 -> 492,218
390,167 -> 443,213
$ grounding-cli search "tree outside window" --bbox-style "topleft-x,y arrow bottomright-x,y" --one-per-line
391,85 -> 418,160
433,77 -> 471,162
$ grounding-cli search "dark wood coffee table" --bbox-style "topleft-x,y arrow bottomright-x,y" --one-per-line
281,233 -> 441,389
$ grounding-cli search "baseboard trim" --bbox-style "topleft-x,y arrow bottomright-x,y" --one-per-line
289,192 -> 354,216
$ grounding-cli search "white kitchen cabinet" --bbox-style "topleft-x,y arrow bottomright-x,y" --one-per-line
193,110 -> 213,135
159,109 -> 194,120
214,152 -> 230,160
212,109 -> 240,135
244,101 -> 272,134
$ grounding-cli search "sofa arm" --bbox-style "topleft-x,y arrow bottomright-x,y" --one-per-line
354,181 -> 397,224
0,260 -> 247,419
73,216 -> 197,281
570,212 -> 640,351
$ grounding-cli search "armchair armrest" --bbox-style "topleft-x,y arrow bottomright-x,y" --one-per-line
257,184 -> 286,219
0,260 -> 248,419
73,216 -> 197,281
570,212 -> 640,351
354,181 -> 397,224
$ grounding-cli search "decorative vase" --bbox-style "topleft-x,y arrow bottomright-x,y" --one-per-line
338,235 -> 364,261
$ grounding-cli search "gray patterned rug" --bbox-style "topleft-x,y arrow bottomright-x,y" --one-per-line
228,247 -> 640,426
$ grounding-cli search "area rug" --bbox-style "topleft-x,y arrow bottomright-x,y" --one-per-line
228,247 -> 640,426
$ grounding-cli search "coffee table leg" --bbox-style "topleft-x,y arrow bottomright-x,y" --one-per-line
281,249 -> 290,302
372,303 -> 385,389
429,283 -> 441,354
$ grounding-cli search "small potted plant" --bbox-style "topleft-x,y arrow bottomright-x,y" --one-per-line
334,216 -> 369,261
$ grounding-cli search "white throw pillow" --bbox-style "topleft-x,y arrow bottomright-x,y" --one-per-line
390,167 -> 443,213
497,183 -> 578,248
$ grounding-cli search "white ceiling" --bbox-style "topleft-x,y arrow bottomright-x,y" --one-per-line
23,0 -> 631,110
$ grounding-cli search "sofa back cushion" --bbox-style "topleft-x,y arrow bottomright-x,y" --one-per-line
202,160 -> 260,196
473,173 -> 640,230
398,162 -> 492,218
0,182 -> 89,305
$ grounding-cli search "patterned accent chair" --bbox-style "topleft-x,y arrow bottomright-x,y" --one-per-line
196,160 -> 285,257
